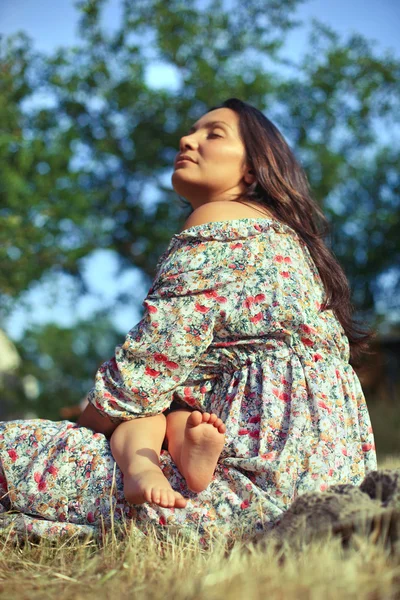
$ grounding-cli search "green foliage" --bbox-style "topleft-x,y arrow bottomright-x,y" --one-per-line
1,1 -> 399,316
2,314 -> 122,419
1,0 -> 399,418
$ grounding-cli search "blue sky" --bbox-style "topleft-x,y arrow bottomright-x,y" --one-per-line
1,0 -> 399,340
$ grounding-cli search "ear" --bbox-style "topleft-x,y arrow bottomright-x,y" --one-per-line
243,167 -> 256,186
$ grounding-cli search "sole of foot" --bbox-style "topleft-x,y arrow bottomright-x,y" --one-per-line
180,411 -> 226,493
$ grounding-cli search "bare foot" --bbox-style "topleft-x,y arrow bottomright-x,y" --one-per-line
180,411 -> 226,493
123,467 -> 187,508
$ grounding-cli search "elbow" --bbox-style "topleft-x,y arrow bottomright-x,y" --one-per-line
77,403 -> 119,439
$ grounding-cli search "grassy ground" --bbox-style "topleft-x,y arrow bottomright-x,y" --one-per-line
1,455 -> 399,600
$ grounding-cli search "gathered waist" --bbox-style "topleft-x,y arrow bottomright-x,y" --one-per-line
208,333 -> 349,373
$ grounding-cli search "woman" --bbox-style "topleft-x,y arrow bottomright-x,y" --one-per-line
0,98 -> 377,546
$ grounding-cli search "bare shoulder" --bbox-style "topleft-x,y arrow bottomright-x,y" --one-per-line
178,201 -> 273,233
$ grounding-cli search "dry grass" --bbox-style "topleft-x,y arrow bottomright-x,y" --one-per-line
0,455 -> 399,600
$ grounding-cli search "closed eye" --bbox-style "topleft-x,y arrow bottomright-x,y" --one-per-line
208,133 -> 222,138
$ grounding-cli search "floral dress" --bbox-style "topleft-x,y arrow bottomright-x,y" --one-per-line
0,218 -> 377,545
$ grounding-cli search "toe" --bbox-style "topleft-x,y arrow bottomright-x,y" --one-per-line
202,412 -> 211,422
187,411 -> 203,427
174,492 -> 187,508
159,489 -> 170,507
143,488 -> 153,504
209,413 -> 218,424
151,488 -> 161,504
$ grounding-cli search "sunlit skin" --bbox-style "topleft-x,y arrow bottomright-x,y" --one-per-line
172,107 -> 256,209
110,108 -> 273,509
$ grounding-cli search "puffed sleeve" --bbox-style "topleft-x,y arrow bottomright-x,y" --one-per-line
86,234 -> 246,423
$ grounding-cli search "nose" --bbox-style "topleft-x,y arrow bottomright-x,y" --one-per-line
179,132 -> 197,151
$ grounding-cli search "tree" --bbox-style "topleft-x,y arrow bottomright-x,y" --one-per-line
1,0 -> 399,418
1,314 -> 122,419
2,0 -> 397,320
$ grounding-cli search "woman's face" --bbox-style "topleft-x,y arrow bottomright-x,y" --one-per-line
171,107 -> 254,209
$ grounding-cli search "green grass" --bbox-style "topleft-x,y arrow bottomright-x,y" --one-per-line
1,455 -> 399,600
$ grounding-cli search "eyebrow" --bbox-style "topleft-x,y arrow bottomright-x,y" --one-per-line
188,120 -> 232,133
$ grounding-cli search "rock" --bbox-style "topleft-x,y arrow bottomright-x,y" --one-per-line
254,469 -> 400,555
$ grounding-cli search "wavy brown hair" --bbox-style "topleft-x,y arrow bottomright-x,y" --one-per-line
180,97 -> 375,368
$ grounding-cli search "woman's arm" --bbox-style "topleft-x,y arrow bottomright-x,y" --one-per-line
76,402 -> 119,439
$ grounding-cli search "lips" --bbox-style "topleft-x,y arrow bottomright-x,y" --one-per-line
175,155 -> 196,165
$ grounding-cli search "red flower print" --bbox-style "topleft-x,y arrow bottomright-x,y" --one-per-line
238,429 -> 250,436
159,515 -> 167,526
153,353 -> 169,363
254,293 -> 266,303
183,387 -> 196,406
47,465 -> 58,477
248,415 -> 261,424
165,360 -> 179,370
145,302 -> 157,313
87,511 -> 95,523
195,303 -> 210,314
34,472 -> 41,484
318,400 -> 332,414
313,353 -> 323,362
250,312 -> 263,323
362,443 -> 374,452
341,448 -> 348,456
38,480 -> 47,492
205,290 -> 218,298
283,256 -> 292,263
320,483 -> 328,492
300,324 -> 312,334
254,223 -> 262,231
217,295 -> 227,303
240,499 -> 250,509
144,366 -> 161,377
249,430 -> 259,439
243,296 -> 255,309
301,337 -> 314,347
219,310 -> 226,317
7,449 -> 17,463
231,242 -> 243,249
280,271 -> 290,278
279,392 -> 290,403
274,255 -> 284,262
261,452 -> 275,460
328,468 -> 334,476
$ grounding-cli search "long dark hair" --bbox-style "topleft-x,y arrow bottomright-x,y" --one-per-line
179,97 -> 375,368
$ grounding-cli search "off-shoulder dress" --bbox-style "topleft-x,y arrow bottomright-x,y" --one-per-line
0,218 -> 377,544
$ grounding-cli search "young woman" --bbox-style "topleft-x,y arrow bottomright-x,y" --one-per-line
0,98 -> 377,545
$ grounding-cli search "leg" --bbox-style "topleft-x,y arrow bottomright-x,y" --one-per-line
166,409 -> 227,493
110,413 -> 187,509
165,409 -> 193,472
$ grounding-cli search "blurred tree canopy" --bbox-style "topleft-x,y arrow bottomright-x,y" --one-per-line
2,315 -> 122,419
0,0 -> 399,417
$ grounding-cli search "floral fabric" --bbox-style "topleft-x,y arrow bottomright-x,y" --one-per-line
0,218 -> 377,545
